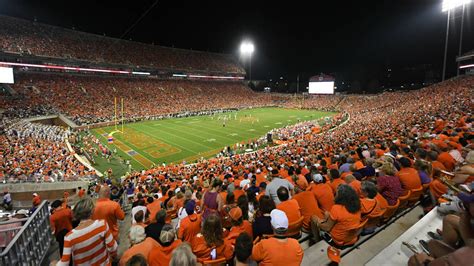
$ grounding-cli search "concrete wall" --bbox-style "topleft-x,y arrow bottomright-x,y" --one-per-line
1,181 -> 89,209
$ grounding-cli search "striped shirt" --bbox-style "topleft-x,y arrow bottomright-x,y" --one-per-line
58,219 -> 117,266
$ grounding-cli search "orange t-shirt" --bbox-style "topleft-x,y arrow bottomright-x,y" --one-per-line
375,193 -> 388,211
293,191 -> 323,229
178,213 -> 202,243
360,198 -> 384,217
330,178 -> 346,194
438,152 -> 456,171
225,220 -> 253,246
92,198 -> 125,240
252,237 -> 304,266
148,239 -> 182,266
348,179 -> 362,197
233,189 -> 245,201
119,237 -> 160,266
147,199 -> 162,223
308,183 -> 335,212
50,207 -> 73,236
277,199 -> 301,224
191,234 -> 234,262
329,204 -> 361,245
397,167 -> 422,191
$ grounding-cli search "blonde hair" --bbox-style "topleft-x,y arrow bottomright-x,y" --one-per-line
380,162 -> 396,176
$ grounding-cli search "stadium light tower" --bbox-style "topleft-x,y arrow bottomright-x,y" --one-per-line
240,41 -> 255,83
441,0 -> 471,81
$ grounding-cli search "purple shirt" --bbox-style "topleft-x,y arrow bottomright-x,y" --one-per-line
377,175 -> 404,206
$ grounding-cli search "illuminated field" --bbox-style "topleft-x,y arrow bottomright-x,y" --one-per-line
91,107 -> 335,173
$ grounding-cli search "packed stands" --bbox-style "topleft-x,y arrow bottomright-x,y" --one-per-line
0,15 -> 244,75
2,73 -> 285,125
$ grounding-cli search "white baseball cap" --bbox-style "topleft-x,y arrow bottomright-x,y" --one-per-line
312,173 -> 324,183
270,209 -> 288,230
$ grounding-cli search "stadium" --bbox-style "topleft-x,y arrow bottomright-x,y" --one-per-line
0,1 -> 473,266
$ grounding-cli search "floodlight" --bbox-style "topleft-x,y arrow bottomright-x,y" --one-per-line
240,42 -> 254,55
442,0 -> 471,12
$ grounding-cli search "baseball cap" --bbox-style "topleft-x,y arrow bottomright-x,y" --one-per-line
229,207 -> 243,221
312,173 -> 324,183
32,193 -> 38,197
129,225 -> 146,245
159,224 -> 175,244
270,209 -> 288,230
327,246 -> 341,263
185,200 -> 196,215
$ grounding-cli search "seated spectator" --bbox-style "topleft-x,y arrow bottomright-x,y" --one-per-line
177,200 -> 202,243
125,255 -> 148,266
315,184 -> 362,246
234,233 -> 253,266
376,162 -> 404,205
330,168 -> 346,194
266,169 -> 294,205
397,157 -> 422,192
345,174 -> 362,197
145,210 -> 167,243
120,225 -> 160,266
308,173 -> 335,212
292,186 -> 324,240
408,191 -> 474,266
252,209 -> 304,265
148,224 -> 182,266
190,214 -> 233,262
170,242 -> 198,266
276,186 -> 301,225
225,207 -> 253,245
253,195 -> 276,239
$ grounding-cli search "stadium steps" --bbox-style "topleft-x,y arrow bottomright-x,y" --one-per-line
301,203 -> 424,265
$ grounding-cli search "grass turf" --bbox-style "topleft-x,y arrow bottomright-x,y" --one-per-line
90,107 -> 335,176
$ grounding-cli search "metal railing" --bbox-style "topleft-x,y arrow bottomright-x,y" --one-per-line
0,201 -> 52,265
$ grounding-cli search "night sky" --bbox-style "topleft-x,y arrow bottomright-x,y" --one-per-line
0,0 -> 473,83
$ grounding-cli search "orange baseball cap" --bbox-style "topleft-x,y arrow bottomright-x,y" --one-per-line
229,207 -> 243,221
327,246 -> 341,263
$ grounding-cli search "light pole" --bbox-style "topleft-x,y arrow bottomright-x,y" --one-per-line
442,0 -> 472,81
240,41 -> 255,83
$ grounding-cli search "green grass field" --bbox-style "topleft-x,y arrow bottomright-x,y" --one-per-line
90,107 -> 335,176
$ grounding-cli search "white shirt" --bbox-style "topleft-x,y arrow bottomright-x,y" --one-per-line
131,206 -> 147,224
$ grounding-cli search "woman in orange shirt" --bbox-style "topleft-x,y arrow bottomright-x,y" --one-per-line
316,184 -> 362,246
191,214 -> 233,262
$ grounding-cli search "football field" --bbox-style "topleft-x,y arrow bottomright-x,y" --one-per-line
91,107 -> 335,173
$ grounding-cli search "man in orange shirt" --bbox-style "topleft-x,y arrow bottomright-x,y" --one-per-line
276,187 -> 301,224
147,195 -> 162,223
225,207 -> 253,246
397,157 -> 422,192
178,201 -> 202,243
50,199 -> 73,256
329,169 -> 345,194
308,173 -> 335,212
92,186 -> 125,241
148,225 -> 182,266
293,187 -> 323,243
252,209 -> 304,265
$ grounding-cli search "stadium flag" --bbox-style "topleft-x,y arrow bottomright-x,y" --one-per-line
108,134 -> 114,144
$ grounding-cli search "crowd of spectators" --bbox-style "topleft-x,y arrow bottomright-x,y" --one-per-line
0,118 -> 95,183
0,15 -> 244,74
1,72 -> 473,265
2,73 -> 289,125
